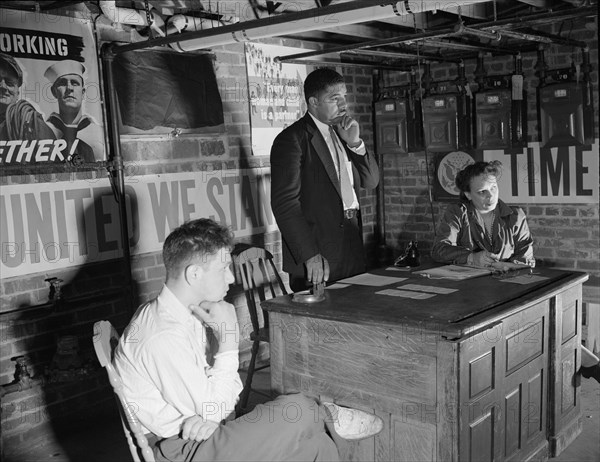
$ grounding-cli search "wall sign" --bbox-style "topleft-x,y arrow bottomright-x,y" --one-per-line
245,43 -> 308,156
0,9 -> 106,164
0,169 -> 275,279
433,140 -> 599,204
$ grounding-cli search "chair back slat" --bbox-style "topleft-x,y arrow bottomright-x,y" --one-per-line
233,247 -> 288,330
231,245 -> 288,413
93,320 -> 156,462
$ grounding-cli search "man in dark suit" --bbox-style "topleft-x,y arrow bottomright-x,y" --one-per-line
270,68 -> 380,291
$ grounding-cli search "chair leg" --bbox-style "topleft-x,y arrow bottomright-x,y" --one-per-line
238,338 -> 260,414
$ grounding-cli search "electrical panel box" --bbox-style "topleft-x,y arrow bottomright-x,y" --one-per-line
374,98 -> 423,155
422,93 -> 472,152
539,82 -> 592,147
475,90 -> 512,149
474,85 -> 527,149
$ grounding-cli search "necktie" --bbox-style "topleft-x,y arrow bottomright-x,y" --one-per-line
329,126 -> 355,209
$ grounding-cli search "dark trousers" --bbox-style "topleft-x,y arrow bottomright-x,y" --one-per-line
289,216 -> 366,292
151,394 -> 339,462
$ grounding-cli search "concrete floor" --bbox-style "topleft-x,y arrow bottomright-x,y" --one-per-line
12,369 -> 600,462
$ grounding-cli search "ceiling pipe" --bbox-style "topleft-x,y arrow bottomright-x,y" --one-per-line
106,0 -> 489,54
275,28 -> 457,63
487,28 -> 587,48
280,57 -> 412,72
168,0 -> 490,53
454,22 -> 502,42
165,13 -> 239,35
274,4 -> 596,63
344,48 -> 461,64
418,39 -> 518,55
99,0 -> 165,37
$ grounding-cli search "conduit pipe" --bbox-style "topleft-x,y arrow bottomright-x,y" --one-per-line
166,13 -> 238,35
486,29 -> 587,49
345,48 -> 461,64
275,5 -> 596,64
99,0 -> 165,37
280,57 -> 411,72
107,0 -> 489,54
454,22 -> 502,42
420,39 -> 518,55
101,44 -> 135,317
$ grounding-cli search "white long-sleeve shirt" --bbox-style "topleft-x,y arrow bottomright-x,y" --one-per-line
113,285 -> 243,438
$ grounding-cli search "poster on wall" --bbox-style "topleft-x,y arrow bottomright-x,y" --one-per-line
0,169 -> 276,280
0,9 -> 106,165
245,43 -> 308,156
432,140 -> 599,204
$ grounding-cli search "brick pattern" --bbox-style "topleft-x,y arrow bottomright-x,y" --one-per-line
1,17 -> 598,456
0,38 -> 321,454
374,19 -> 599,281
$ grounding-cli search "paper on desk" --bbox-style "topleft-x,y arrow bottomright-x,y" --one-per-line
414,265 -> 491,280
376,289 -> 436,299
338,274 -> 407,286
400,283 -> 458,294
500,274 -> 549,285
326,283 -> 350,290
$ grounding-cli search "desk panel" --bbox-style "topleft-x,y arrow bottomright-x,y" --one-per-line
264,267 -> 588,462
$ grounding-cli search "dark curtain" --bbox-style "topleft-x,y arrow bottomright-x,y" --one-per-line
113,50 -> 224,130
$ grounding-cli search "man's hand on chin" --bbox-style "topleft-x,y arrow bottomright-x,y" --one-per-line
189,300 -> 239,352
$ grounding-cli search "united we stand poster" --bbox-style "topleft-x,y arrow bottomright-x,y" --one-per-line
1,9 -> 106,165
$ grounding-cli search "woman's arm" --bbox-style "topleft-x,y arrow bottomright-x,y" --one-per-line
509,208 -> 536,267
431,203 -> 473,265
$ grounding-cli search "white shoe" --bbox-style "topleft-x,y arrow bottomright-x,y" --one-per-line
323,402 -> 384,441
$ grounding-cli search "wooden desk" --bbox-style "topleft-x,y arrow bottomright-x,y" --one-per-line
262,267 -> 588,462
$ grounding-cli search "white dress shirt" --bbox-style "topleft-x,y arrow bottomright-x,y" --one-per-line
309,113 -> 365,210
113,285 -> 243,438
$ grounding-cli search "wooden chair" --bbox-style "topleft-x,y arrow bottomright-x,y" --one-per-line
93,320 -> 156,462
232,246 -> 288,413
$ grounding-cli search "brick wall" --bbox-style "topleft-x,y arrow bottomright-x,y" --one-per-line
1,12 -> 597,460
375,17 -> 599,281
0,33 -> 382,456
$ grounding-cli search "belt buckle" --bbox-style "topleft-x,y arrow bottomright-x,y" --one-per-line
344,209 -> 358,219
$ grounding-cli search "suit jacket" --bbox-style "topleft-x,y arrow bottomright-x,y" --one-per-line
270,113 -> 380,278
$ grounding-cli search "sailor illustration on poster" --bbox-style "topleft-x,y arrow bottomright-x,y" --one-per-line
0,9 -> 106,165
44,60 -> 104,163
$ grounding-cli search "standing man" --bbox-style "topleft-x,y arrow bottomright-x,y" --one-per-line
44,60 -> 104,162
114,218 -> 382,462
270,68 -> 380,291
0,52 -> 55,142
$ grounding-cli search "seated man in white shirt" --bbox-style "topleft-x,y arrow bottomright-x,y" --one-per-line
114,218 -> 383,461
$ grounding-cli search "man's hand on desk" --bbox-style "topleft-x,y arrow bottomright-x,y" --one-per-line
181,415 -> 219,442
305,254 -> 330,286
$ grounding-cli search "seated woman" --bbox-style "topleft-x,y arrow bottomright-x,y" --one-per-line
431,160 -> 599,383
431,160 -> 534,269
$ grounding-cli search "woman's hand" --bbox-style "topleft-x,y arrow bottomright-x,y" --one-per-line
470,251 -> 499,267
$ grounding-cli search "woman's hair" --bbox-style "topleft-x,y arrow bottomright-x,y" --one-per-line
304,67 -> 345,103
455,160 -> 502,198
163,218 -> 233,279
